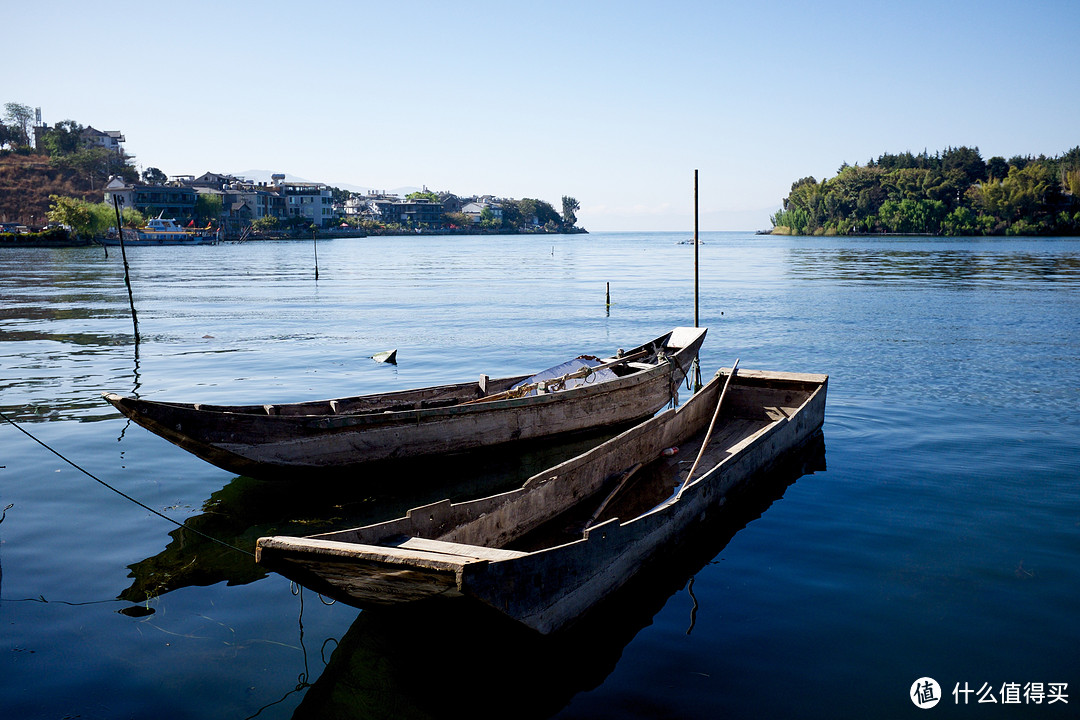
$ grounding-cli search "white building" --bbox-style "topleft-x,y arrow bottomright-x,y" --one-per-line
461,201 -> 502,224
279,181 -> 333,227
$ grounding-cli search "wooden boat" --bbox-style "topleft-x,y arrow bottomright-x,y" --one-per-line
116,425 -> 628,605
255,366 -> 827,633
103,327 -> 706,478
288,440 -> 825,719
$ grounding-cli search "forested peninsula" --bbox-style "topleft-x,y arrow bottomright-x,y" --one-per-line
770,146 -> 1080,236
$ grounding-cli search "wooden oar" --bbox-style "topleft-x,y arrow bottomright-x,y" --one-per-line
461,348 -> 651,405
583,462 -> 643,530
675,359 -> 739,502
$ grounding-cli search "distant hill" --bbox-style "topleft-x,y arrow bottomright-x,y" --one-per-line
770,146 -> 1080,236
0,152 -> 100,226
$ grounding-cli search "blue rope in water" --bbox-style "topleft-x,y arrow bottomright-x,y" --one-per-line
0,409 -> 253,558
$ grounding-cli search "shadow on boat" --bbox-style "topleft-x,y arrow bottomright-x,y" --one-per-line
287,433 -> 826,720
118,426 -> 632,604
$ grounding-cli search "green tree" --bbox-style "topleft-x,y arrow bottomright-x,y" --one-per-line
284,214 -> 311,231
479,206 -> 500,228
942,206 -> 977,236
1065,170 -> 1080,197
406,190 -> 439,202
46,196 -> 115,238
251,215 -> 280,232
499,201 -> 521,228
46,195 -> 94,237
142,167 -> 167,185
40,119 -> 85,156
3,102 -> 34,147
0,120 -> 15,149
445,211 -> 470,228
533,199 -> 561,226
516,198 -> 538,226
1008,155 -> 1032,171
877,198 -> 946,233
120,206 -> 145,228
561,196 -> 580,227
195,193 -> 223,224
329,186 -> 353,205
941,146 -> 987,185
54,146 -> 134,189
986,156 -> 1009,181
770,207 -> 811,234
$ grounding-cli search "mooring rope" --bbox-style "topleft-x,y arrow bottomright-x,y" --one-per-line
0,409 -> 254,558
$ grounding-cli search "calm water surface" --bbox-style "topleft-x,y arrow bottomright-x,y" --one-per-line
1,232 -> 1078,718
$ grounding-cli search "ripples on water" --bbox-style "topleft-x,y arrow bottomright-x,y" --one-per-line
1,232 -> 1078,718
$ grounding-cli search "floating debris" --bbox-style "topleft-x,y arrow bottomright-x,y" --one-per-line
371,349 -> 398,365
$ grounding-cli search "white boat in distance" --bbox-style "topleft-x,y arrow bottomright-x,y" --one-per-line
103,215 -> 220,246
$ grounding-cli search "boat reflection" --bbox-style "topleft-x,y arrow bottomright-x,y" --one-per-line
119,427 -> 630,604
289,434 -> 826,720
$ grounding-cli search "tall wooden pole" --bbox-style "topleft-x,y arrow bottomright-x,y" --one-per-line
112,194 -> 140,349
694,169 -> 699,327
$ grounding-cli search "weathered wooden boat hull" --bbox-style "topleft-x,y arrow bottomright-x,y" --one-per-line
103,327 -> 706,477
256,367 -> 827,633
288,442 -> 824,719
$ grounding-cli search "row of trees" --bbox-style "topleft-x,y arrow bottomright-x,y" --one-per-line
321,192 -> 579,234
397,191 -> 579,231
45,195 -> 144,238
249,193 -> 581,235
44,193 -> 235,238
771,146 -> 1080,236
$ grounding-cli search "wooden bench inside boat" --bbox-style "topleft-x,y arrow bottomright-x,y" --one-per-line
381,536 -> 529,562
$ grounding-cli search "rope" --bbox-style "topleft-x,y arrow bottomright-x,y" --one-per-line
660,352 -> 678,408
0,409 -> 254,558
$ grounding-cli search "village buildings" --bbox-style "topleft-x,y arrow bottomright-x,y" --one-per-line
43,121 -> 561,234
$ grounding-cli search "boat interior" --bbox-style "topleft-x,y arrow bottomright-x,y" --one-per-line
316,373 -> 820,555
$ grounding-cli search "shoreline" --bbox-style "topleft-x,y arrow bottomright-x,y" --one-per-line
0,226 -> 590,248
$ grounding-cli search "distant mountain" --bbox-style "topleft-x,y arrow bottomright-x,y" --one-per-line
232,169 -> 419,196
233,169 -> 311,184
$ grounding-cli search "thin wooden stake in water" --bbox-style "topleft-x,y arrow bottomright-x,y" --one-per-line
112,195 -> 140,346
694,169 -> 699,328
676,358 -> 739,501
312,227 -> 320,280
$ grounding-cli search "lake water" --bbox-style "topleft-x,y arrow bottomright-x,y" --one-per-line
1,231 -> 1078,718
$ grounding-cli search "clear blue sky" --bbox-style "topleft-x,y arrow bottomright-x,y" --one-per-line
8,0 -> 1078,231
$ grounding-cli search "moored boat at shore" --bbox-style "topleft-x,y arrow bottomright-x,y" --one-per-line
103,215 -> 220,246
255,366 -> 828,633
103,327 -> 707,478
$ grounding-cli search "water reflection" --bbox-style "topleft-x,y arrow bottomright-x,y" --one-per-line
118,429 -> 627,605
288,435 -> 825,720
787,247 -> 1080,287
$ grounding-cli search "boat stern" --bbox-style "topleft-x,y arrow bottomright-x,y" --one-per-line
255,535 -> 529,610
